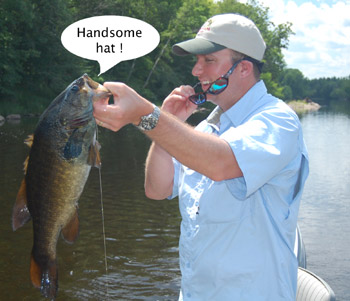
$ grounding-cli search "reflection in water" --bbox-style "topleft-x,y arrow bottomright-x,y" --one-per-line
1,102 -> 349,300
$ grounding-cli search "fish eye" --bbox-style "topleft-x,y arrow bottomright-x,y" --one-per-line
71,85 -> 80,92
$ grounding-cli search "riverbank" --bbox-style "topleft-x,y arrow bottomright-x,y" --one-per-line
287,99 -> 321,114
0,113 -> 37,126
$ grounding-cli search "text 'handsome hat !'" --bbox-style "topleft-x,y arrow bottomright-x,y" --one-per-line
172,14 -> 266,61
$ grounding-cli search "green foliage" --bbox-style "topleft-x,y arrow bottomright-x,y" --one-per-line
281,69 -> 306,101
261,72 -> 284,99
306,76 -> 350,103
1,0 -> 348,115
0,0 -> 84,107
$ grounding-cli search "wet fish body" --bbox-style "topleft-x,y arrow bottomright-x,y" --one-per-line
12,74 -> 110,299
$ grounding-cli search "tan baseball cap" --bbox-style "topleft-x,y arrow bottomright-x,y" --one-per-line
172,14 -> 266,61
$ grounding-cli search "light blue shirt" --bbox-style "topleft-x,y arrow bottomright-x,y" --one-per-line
170,81 -> 309,301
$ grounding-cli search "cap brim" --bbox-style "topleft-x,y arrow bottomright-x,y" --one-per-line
172,38 -> 226,56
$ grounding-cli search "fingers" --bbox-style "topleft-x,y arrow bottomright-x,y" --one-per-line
93,100 -> 116,130
95,82 -> 145,131
170,85 -> 194,100
95,117 -> 119,132
164,85 -> 195,105
103,81 -> 123,94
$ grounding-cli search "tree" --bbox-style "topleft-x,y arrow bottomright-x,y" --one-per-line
0,0 -> 81,108
0,0 -> 38,98
7,0 -> 347,115
330,76 -> 350,101
281,69 -> 306,100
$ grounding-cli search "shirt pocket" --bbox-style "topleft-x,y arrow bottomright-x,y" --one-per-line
199,180 -> 252,224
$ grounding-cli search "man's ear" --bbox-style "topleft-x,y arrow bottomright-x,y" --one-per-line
239,60 -> 254,78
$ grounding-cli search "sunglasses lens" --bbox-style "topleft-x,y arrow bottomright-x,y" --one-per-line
209,78 -> 228,94
189,93 -> 206,105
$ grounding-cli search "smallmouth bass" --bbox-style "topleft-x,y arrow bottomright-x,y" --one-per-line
12,74 -> 110,299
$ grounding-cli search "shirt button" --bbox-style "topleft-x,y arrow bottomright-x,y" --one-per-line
187,293 -> 191,298
186,262 -> 190,268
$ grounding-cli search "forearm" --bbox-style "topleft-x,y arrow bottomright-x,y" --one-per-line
144,142 -> 175,200
145,110 -> 243,181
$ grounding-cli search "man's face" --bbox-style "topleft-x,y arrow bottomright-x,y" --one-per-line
192,49 -> 237,107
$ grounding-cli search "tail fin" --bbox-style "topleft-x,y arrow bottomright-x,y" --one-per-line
30,254 -> 58,299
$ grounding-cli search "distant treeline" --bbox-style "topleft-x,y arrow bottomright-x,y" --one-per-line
281,69 -> 350,104
0,0 -> 349,115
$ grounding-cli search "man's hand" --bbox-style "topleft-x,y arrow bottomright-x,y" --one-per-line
93,82 -> 154,131
161,85 -> 198,121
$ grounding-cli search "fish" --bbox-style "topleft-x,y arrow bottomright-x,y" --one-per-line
11,74 -> 111,299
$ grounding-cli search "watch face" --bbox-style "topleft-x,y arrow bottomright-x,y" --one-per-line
137,105 -> 160,131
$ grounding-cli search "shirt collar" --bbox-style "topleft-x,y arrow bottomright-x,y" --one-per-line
206,106 -> 223,132
220,80 -> 268,128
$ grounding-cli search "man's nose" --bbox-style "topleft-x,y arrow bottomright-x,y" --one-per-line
192,61 -> 203,77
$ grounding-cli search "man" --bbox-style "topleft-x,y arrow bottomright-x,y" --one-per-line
93,13 -> 309,301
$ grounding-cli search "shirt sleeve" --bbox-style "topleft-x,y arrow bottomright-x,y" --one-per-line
167,157 -> 180,199
221,109 -> 301,199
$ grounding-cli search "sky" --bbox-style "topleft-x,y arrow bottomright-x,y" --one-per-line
239,0 -> 350,79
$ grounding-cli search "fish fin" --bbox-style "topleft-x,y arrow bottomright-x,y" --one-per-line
87,140 -> 101,168
31,254 -> 58,299
30,254 -> 42,289
23,155 -> 29,174
12,179 -> 31,231
22,136 -> 33,174
61,210 -> 79,244
24,134 -> 34,148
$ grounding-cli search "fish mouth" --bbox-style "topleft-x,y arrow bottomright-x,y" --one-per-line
93,88 -> 111,103
84,74 -> 112,102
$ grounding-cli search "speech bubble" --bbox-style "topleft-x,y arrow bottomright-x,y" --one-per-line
61,16 -> 160,75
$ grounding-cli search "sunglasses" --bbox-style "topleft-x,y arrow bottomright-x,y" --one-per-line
189,57 -> 263,105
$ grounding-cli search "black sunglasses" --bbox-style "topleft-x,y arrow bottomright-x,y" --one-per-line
189,57 -> 263,105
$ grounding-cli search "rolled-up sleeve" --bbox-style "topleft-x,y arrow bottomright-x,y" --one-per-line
222,110 -> 300,199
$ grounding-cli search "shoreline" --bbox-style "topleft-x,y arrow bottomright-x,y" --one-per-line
287,99 -> 321,114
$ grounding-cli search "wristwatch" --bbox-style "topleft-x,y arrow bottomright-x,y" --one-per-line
136,104 -> 160,131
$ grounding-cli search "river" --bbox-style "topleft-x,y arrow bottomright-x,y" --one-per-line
0,100 -> 349,300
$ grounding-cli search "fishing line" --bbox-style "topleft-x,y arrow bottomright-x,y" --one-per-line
96,127 -> 109,299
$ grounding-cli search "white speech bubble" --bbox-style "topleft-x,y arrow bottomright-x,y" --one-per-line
61,15 -> 160,75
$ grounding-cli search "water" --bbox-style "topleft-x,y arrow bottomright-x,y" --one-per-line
298,103 -> 350,301
0,101 -> 349,300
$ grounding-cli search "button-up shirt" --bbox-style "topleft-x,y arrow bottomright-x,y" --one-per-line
169,80 -> 309,300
